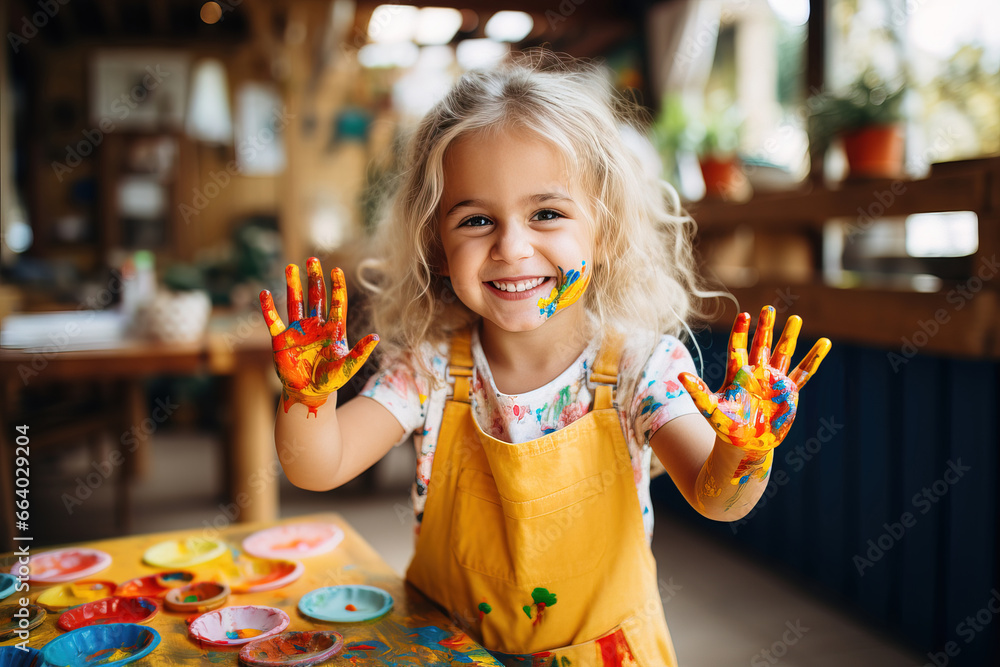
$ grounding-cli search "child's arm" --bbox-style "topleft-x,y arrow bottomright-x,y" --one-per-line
651,306 -> 831,521
260,258 -> 404,492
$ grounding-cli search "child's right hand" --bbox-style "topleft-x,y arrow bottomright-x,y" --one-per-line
259,257 -> 379,416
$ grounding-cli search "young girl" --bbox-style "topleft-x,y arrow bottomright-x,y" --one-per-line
259,52 -> 831,666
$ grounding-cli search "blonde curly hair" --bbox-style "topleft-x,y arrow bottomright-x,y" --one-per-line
360,50 -> 719,378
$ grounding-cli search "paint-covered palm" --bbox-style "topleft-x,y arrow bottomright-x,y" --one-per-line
258,257 -> 379,417
679,306 -> 831,451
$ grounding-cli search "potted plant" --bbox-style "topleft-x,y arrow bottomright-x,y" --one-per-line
144,263 -> 212,344
692,101 -> 750,200
808,69 -> 907,179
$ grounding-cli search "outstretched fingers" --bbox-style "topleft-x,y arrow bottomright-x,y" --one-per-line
329,267 -> 348,340
285,264 -> 304,322
788,338 -> 832,390
725,312 -> 751,387
306,257 -> 327,323
771,315 -> 802,374
749,305 -> 776,368
349,333 -> 380,370
259,290 -> 286,337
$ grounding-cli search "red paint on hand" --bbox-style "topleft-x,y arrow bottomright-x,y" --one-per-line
259,259 -> 379,416
680,306 -> 831,460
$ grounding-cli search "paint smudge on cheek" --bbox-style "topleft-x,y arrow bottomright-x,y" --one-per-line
538,262 -> 590,318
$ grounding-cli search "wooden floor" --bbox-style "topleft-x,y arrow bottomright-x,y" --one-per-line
27,428 -> 926,667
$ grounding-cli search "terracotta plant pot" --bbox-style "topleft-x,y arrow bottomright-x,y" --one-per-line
841,124 -> 904,179
699,156 -> 751,201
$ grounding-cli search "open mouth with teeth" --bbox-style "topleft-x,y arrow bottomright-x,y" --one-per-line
485,276 -> 552,297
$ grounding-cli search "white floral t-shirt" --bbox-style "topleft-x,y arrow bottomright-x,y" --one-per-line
360,327 -> 700,542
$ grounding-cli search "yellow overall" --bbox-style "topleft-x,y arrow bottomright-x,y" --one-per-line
406,329 -> 678,667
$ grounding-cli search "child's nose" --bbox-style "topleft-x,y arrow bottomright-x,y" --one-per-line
490,223 -> 534,263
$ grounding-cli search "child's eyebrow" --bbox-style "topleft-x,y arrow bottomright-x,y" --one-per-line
444,192 -> 575,216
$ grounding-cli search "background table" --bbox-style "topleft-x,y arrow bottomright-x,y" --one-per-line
0,312 -> 278,550
0,512 -> 501,665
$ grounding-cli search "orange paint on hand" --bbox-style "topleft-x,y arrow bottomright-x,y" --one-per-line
679,306 -> 832,483
259,259 -> 379,417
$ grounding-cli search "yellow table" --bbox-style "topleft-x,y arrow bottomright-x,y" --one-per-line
0,513 -> 501,665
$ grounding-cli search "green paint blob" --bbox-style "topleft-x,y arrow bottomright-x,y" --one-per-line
531,587 -> 557,607
522,605 -> 532,619
478,602 -> 492,614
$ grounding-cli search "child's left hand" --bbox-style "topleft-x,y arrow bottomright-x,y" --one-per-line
678,306 -> 831,452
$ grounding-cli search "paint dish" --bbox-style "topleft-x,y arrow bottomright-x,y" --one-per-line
242,523 -> 345,560
298,585 -> 393,623
0,574 -> 17,602
57,596 -> 159,631
116,570 -> 194,598
9,548 -> 111,584
36,580 -> 117,611
0,604 -> 45,641
238,630 -> 345,666
0,645 -> 43,667
115,575 -> 168,599
142,537 -> 227,568
41,623 -> 159,667
219,556 -> 304,594
154,570 -> 195,588
163,581 -> 230,613
188,605 -> 290,647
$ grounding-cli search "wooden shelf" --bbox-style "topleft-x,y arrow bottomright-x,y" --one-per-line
687,156 -> 1000,358
688,156 -> 999,233
709,282 -> 997,359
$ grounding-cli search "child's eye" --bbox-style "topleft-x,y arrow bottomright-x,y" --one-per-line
459,215 -> 492,228
532,209 -> 563,221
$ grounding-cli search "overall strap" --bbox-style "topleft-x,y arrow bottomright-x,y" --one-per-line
589,329 -> 624,410
448,328 -> 474,403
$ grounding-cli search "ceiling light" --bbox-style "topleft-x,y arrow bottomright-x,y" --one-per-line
367,4 -> 419,43
456,39 -> 509,70
358,41 -> 420,68
484,11 -> 533,42
415,7 -> 463,45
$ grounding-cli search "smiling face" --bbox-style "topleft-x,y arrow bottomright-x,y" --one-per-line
437,128 -> 594,335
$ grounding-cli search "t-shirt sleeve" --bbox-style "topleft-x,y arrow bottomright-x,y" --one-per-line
359,345 -> 443,444
628,335 -> 701,445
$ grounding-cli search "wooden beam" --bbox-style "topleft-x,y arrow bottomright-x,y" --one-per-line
150,0 -> 170,36
712,282 -> 998,359
689,164 -> 995,231
806,0 -> 826,184
95,0 -> 120,35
